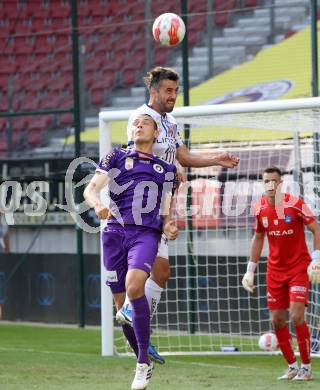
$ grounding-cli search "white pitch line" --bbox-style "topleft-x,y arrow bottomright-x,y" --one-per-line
171,360 -> 259,370
0,347 -> 93,357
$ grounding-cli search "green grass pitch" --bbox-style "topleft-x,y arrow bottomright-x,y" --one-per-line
0,323 -> 319,390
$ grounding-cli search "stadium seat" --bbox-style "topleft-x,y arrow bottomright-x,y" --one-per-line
27,128 -> 42,145
59,113 -> 73,126
214,0 -> 236,28
90,87 -> 106,106
20,92 -> 39,111
154,48 -> 168,65
121,68 -> 137,87
51,6 -> 71,19
14,37 -> 34,54
0,138 -> 7,152
244,0 -> 258,7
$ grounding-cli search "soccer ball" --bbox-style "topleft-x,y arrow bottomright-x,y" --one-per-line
152,13 -> 186,47
258,333 -> 278,351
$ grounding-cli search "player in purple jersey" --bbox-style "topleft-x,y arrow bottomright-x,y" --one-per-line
84,114 -> 178,390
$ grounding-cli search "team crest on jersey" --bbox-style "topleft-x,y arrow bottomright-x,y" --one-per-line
274,219 -> 278,225
262,217 -> 268,228
284,214 -> 292,224
125,157 -> 134,170
153,164 -> 164,173
167,123 -> 177,137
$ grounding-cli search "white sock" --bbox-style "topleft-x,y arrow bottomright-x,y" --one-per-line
123,294 -> 131,310
289,362 -> 299,369
301,363 -> 311,370
145,278 -> 163,319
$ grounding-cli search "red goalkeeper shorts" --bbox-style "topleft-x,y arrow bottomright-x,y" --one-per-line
266,270 -> 309,310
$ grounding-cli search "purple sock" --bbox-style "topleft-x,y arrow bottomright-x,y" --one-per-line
122,324 -> 138,358
130,295 -> 150,364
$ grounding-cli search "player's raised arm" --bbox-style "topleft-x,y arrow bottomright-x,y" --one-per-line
83,172 -> 111,219
176,144 -> 240,168
242,231 -> 265,293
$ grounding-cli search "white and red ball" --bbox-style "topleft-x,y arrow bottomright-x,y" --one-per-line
258,333 -> 278,351
152,13 -> 186,47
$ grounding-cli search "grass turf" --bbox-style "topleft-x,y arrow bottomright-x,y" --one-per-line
0,323 -> 319,390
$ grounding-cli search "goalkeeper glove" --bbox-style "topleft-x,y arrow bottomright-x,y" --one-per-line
242,261 -> 257,293
308,250 -> 320,284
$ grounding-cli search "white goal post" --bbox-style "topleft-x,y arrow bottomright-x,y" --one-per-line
99,97 -> 320,357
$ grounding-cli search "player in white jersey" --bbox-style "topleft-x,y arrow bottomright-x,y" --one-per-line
117,66 -> 240,363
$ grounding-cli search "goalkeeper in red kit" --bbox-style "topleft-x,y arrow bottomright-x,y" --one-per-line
242,166 -> 320,381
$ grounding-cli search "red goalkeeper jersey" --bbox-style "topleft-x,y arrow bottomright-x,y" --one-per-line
254,193 -> 315,276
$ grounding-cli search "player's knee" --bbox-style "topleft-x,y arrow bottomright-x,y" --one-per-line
126,283 -> 144,300
290,312 -> 304,326
271,316 -> 286,329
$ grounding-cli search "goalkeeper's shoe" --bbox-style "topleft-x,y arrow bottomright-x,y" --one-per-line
292,367 -> 313,381
148,344 -> 165,365
115,304 -> 132,326
131,362 -> 153,390
277,366 -> 299,380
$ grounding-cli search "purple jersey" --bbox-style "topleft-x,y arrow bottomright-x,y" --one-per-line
97,148 -> 176,231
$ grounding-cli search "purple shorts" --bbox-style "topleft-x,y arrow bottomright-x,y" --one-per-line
102,224 -> 161,293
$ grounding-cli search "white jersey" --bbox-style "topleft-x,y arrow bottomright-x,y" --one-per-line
127,104 -> 184,164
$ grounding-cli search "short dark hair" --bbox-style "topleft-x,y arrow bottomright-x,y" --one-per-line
143,66 -> 179,91
263,166 -> 282,177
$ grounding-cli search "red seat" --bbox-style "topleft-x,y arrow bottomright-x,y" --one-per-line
244,0 -> 257,7
0,90 -> 8,111
20,91 -> 39,111
214,0 -> 236,28
91,87 -> 105,106
60,94 -> 73,108
122,69 -> 136,87
3,2 -> 19,17
35,36 -> 54,54
0,75 -> 9,89
14,37 -> 34,54
59,112 -> 73,126
55,33 -> 71,48
27,128 -> 42,145
0,138 -> 7,152
13,19 -> 34,35
51,6 -> 71,19
154,48 -> 168,65
0,119 -> 6,131
0,58 -> 15,74
38,92 -> 60,109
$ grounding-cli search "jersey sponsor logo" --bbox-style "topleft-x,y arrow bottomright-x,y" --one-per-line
153,164 -> 164,174
290,286 -> 307,293
284,214 -> 292,223
262,216 -> 268,228
125,157 -> 134,170
268,229 -> 294,236
106,270 -> 118,282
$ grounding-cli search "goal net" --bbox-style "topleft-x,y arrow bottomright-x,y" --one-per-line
99,97 -> 320,357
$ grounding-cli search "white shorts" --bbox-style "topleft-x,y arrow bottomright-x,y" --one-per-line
156,233 -> 169,260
